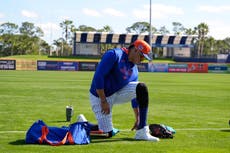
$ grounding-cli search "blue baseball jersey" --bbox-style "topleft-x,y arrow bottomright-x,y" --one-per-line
90,48 -> 138,97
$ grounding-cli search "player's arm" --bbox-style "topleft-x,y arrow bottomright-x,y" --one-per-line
96,89 -> 110,114
94,50 -> 117,114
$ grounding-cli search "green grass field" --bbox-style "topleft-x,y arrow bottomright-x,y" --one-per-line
0,55 -> 175,63
0,71 -> 229,153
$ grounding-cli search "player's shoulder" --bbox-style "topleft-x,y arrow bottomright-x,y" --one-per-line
108,48 -> 123,53
106,48 -> 124,57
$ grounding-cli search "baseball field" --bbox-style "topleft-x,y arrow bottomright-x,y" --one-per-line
0,71 -> 229,153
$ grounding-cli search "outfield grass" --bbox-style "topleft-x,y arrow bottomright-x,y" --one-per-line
0,55 -> 175,63
0,55 -> 100,62
0,71 -> 229,153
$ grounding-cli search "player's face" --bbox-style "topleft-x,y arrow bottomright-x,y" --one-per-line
138,50 -> 145,61
128,47 -> 144,64
135,48 -> 145,63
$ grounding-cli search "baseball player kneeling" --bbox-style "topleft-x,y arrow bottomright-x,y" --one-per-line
89,40 -> 159,142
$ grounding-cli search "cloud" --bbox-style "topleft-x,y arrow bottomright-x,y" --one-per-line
82,8 -> 125,18
207,20 -> 230,39
21,10 -> 38,18
0,13 -> 4,18
133,4 -> 184,20
59,16 -> 71,21
198,5 -> 230,13
82,8 -> 101,17
102,8 -> 125,17
36,22 -> 61,43
37,22 -> 60,34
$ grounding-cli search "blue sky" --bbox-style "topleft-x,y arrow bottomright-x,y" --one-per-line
1,0 -> 230,44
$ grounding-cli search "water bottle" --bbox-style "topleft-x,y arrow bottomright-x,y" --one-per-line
66,106 -> 74,122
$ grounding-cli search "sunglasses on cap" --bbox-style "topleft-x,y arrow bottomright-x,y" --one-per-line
136,48 -> 151,61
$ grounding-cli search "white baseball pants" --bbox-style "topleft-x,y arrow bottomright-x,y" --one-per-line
89,81 -> 139,132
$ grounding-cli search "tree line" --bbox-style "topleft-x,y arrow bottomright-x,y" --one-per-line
0,20 -> 230,57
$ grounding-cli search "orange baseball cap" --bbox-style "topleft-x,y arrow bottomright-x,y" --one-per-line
133,40 -> 152,61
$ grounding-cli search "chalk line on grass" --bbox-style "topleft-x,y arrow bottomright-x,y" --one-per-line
0,128 -> 229,134
120,128 -> 229,132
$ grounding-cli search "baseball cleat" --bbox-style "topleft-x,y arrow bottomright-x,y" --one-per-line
135,126 -> 160,142
112,128 -> 119,136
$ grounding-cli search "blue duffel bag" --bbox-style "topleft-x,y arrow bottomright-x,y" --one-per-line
25,120 -> 90,146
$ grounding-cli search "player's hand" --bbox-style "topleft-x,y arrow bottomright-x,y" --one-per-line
131,120 -> 139,131
101,100 -> 110,115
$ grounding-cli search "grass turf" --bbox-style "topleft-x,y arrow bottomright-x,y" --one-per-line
0,55 -> 175,63
0,71 -> 229,153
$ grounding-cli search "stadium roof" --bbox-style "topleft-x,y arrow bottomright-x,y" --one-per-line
74,32 -> 197,48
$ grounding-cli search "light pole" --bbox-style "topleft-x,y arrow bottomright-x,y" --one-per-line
149,0 -> 153,60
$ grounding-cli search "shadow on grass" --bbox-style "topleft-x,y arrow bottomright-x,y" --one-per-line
91,137 -> 136,143
51,120 -> 69,123
220,129 -> 230,132
9,138 -> 135,145
9,139 -> 26,145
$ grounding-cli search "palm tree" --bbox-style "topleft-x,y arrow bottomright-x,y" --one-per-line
53,38 -> 64,56
197,23 -> 209,57
185,28 -> 197,35
60,20 -> 74,43
97,25 -> 114,54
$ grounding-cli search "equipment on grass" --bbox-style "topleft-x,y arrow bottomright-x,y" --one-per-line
89,128 -> 119,138
66,106 -> 74,122
77,114 -> 87,122
77,114 -> 120,138
149,124 -> 175,139
25,120 -> 90,146
90,130 -> 109,137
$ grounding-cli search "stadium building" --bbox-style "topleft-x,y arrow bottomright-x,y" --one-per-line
72,32 -> 197,58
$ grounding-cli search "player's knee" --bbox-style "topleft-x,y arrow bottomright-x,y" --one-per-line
136,82 -> 149,108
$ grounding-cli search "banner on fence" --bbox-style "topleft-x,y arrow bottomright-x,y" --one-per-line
37,61 -> 59,70
187,63 -> 208,73
137,63 -> 148,72
148,63 -> 168,72
168,63 -> 187,72
58,62 -> 78,71
0,60 -> 16,70
79,62 -> 98,71
208,64 -> 228,73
